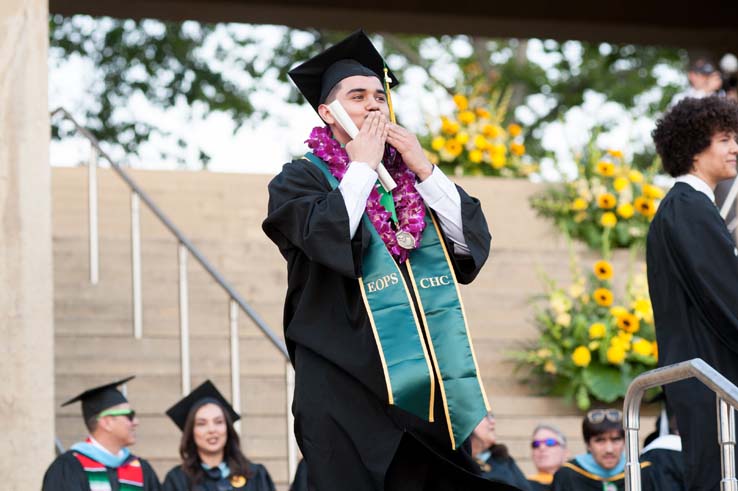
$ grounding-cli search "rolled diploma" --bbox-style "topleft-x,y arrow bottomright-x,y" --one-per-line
327,100 -> 397,192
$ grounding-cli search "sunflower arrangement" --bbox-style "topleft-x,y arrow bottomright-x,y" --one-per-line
530,147 -> 665,251
423,91 -> 538,178
513,255 -> 658,410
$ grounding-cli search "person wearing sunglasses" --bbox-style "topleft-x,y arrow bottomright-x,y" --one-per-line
162,380 -> 275,491
42,376 -> 161,491
550,409 -> 661,491
527,424 -> 568,491
470,413 -> 532,490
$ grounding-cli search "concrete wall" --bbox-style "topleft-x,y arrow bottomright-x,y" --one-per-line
0,1 -> 55,489
52,167 -> 652,488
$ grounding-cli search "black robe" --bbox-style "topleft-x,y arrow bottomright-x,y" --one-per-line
161,463 -> 275,491
262,159 -> 514,491
42,451 -> 161,491
646,182 -> 738,491
550,460 -> 659,491
641,448 -> 685,491
476,451 -> 532,491
526,476 -> 552,491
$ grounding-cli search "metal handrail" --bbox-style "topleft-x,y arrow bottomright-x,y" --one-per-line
50,107 -> 297,479
623,358 -> 738,491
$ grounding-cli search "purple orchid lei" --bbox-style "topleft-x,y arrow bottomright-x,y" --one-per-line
306,125 -> 426,263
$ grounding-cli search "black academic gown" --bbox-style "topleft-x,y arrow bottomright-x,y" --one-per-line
526,477 -> 552,491
262,159 -> 514,491
161,463 -> 275,491
646,182 -> 738,491
476,451 -> 532,491
641,447 -> 685,491
42,451 -> 161,491
550,460 -> 659,491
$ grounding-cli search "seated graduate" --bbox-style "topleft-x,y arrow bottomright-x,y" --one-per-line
551,409 -> 660,491
161,380 -> 275,491
640,402 -> 685,491
527,424 -> 568,491
471,413 -> 532,491
42,376 -> 161,491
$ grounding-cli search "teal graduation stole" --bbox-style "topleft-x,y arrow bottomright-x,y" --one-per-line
304,153 -> 490,448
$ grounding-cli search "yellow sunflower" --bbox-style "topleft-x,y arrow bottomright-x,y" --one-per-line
594,288 -> 614,307
600,212 -> 617,228
597,193 -> 617,209
607,344 -> 627,365
453,94 -> 468,111
593,260 -> 613,280
613,177 -> 630,192
459,110 -> 476,125
510,142 -> 526,156
572,346 -> 592,367
431,136 -> 446,151
507,123 -> 523,137
617,203 -> 635,219
588,322 -> 607,339
444,139 -> 463,157
632,338 -> 653,356
642,184 -> 665,199
571,198 -> 588,211
634,196 -> 656,217
628,170 -> 644,183
475,107 -> 490,119
473,134 -> 489,150
469,149 -> 483,163
616,312 -> 641,333
596,161 -> 616,177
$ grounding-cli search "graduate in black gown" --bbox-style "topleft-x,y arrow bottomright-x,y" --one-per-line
42,377 -> 161,491
641,409 -> 685,491
263,30 -> 517,491
471,414 -> 531,490
161,380 -> 275,491
550,409 -> 660,491
647,95 -> 738,491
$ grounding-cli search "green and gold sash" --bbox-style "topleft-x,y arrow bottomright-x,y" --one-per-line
305,153 -> 490,448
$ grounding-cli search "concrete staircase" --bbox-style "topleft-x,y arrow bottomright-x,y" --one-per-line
52,167 -> 648,489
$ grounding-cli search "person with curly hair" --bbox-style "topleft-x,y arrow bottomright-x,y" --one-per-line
647,95 -> 738,491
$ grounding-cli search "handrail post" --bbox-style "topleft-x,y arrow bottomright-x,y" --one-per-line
178,243 -> 191,395
131,192 -> 143,339
624,389 -> 643,491
286,362 -> 298,482
229,299 -> 242,434
718,396 -> 738,491
88,144 -> 99,285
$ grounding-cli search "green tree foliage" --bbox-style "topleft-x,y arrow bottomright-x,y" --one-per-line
50,16 -> 685,166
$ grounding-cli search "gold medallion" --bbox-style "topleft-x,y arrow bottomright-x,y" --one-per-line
230,475 -> 247,488
396,230 -> 416,250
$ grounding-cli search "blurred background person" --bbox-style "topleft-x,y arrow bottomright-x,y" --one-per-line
42,376 -> 161,491
550,409 -> 660,491
471,412 -> 531,490
641,402 -> 685,491
671,57 -> 723,106
527,424 -> 568,491
162,380 -> 275,491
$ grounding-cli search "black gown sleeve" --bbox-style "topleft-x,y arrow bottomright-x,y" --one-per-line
161,466 -> 189,491
41,452 -> 88,491
450,185 -> 492,284
247,464 -> 276,491
262,159 -> 369,279
660,194 -> 738,354
139,459 -> 161,491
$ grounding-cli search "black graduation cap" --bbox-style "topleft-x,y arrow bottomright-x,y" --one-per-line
61,376 -> 135,423
165,380 -> 240,431
288,29 -> 399,113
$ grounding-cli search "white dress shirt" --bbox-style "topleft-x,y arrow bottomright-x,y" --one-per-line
338,162 -> 471,256
675,174 -> 715,202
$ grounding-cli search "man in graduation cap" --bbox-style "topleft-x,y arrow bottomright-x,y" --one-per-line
647,95 -> 738,491
263,30 -> 514,491
42,376 -> 161,491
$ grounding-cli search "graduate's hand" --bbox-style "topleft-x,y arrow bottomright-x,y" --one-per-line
387,123 -> 434,181
345,111 -> 388,170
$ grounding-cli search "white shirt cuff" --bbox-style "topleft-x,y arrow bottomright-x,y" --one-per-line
338,162 -> 378,238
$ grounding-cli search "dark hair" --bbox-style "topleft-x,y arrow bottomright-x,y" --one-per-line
652,96 -> 738,177
582,415 -> 624,443
490,443 -> 510,460
179,401 -> 253,484
85,416 -> 98,433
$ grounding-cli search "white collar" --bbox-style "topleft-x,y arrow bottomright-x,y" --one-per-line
641,434 -> 682,454
675,174 -> 715,202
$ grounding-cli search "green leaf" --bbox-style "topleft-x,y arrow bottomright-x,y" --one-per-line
583,364 -> 627,402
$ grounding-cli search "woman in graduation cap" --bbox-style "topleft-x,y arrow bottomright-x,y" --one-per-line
161,380 -> 275,491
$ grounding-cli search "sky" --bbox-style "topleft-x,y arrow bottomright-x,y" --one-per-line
48,24 -> 689,181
